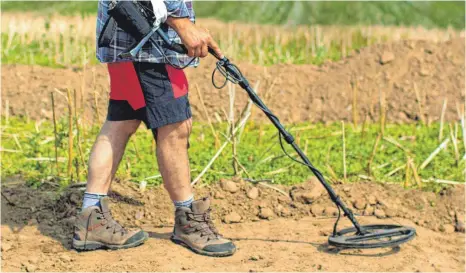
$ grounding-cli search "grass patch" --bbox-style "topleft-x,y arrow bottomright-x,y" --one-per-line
1,116 -> 463,192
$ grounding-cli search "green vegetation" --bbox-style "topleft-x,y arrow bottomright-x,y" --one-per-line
2,1 -> 464,29
2,116 -> 463,191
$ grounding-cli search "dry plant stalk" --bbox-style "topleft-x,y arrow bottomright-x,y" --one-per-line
228,83 -> 239,175
191,110 -> 251,186
351,79 -> 359,129
367,132 -> 382,176
413,83 -> 425,124
5,100 -> 9,125
51,92 -> 60,176
439,98 -> 448,142
420,138 -> 450,170
379,88 -> 386,136
195,84 -> 219,149
449,123 -> 460,164
66,88 -> 74,181
404,157 -> 412,187
361,114 -> 368,139
341,121 -> 347,181
74,89 -> 87,178
407,158 -> 422,187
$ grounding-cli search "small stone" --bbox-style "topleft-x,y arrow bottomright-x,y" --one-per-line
220,179 -> 239,193
247,187 -> 259,200
324,207 -> 338,216
224,211 -> 242,224
449,210 -> 456,217
28,256 -> 40,264
135,211 -> 144,220
385,208 -> 397,218
353,199 -> 367,210
214,191 -> 225,199
134,220 -> 141,226
281,207 -> 291,217
343,187 -> 351,192
274,204 -> 284,214
2,242 -> 13,252
249,255 -> 260,261
374,209 -> 386,218
419,67 -> 430,76
310,205 -> 325,216
363,206 -> 374,216
380,51 -> 395,64
59,254 -> 72,262
441,224 -> 456,234
319,230 -> 331,236
258,201 -> 268,208
367,195 -> 377,205
258,208 -> 274,220
22,262 -> 37,272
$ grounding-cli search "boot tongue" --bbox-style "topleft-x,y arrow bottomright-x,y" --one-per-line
99,197 -> 111,213
191,197 -> 211,214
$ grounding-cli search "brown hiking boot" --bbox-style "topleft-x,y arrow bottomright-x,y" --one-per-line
72,197 -> 148,251
171,197 -> 236,257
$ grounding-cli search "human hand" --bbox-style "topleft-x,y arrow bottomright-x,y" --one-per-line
166,17 -> 223,58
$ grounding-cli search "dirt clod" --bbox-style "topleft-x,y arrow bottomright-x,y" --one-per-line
367,195 -> 377,205
258,208 -> 274,220
2,242 -> 13,252
224,211 -> 242,224
353,199 -> 367,210
247,187 -> 259,200
374,209 -> 386,218
310,204 -> 325,216
363,206 -> 375,216
380,51 -> 395,64
324,206 -> 338,216
220,179 -> 239,193
441,224 -> 456,234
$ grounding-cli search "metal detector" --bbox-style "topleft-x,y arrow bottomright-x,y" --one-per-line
103,0 -> 416,250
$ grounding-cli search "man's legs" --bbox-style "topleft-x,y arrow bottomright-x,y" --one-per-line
155,118 -> 193,202
155,118 -> 236,257
86,120 -> 141,194
72,119 -> 148,251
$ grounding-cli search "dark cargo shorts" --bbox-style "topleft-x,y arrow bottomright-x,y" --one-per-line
106,61 -> 192,130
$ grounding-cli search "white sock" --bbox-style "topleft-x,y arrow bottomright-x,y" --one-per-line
82,192 -> 107,210
173,194 -> 194,209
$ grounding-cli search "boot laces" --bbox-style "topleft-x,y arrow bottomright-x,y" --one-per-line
96,209 -> 127,235
187,209 -> 221,240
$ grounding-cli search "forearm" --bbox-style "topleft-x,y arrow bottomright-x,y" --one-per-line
166,17 -> 191,32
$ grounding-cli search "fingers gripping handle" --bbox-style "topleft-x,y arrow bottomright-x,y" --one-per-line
155,28 -> 221,60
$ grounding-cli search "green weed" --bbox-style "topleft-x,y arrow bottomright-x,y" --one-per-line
1,117 -> 463,192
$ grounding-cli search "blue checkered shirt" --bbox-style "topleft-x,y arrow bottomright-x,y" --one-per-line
96,0 -> 199,67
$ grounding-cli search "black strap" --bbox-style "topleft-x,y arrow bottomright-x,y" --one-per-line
98,16 -> 117,48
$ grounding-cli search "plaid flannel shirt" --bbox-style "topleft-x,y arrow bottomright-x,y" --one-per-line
96,0 -> 199,67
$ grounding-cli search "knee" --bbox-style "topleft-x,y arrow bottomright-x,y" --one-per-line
102,120 -> 141,137
156,118 -> 192,142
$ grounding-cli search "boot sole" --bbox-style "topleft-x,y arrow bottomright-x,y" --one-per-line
72,232 -> 149,251
171,235 -> 236,257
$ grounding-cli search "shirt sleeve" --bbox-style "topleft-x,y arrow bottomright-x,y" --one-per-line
164,0 -> 190,18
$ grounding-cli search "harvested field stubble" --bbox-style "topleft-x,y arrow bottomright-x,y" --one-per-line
1,13 -> 464,66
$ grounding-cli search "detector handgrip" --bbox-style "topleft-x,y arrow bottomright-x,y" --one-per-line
155,28 -> 221,60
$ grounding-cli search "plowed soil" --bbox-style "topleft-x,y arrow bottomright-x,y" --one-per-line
1,178 -> 465,272
2,39 -> 465,125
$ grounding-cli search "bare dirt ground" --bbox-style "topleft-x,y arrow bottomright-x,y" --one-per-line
2,178 -> 465,272
2,39 -> 465,125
